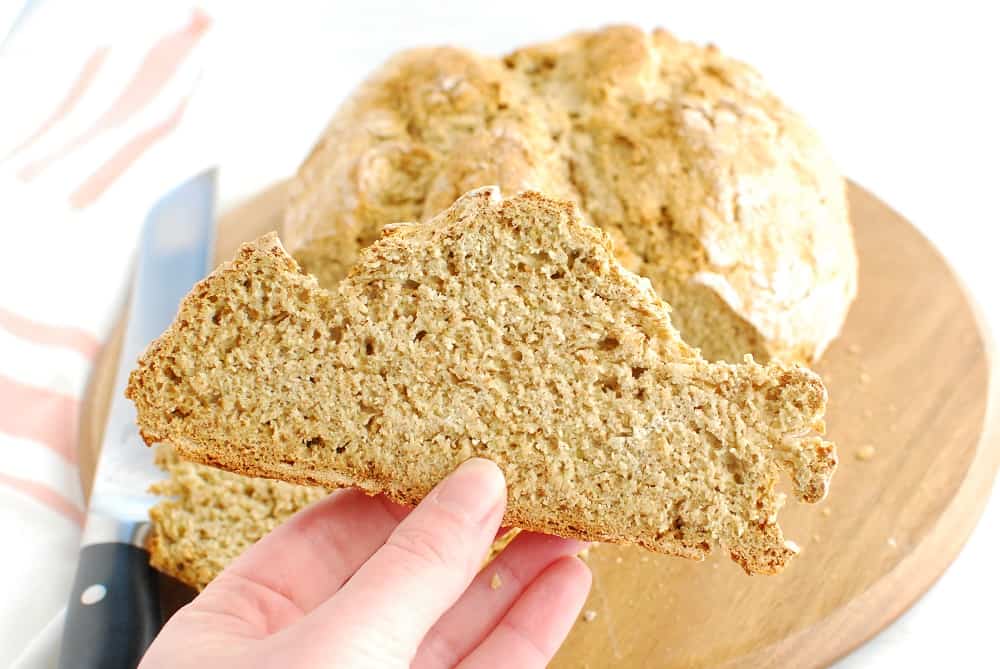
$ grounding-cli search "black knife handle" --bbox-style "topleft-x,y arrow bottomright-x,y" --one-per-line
59,543 -> 162,669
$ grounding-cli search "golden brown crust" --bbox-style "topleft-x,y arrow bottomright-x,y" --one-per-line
145,442 -> 524,590
130,189 -> 837,575
168,436 -> 713,565
283,25 -> 857,364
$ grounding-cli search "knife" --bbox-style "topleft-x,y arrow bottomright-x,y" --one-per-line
60,169 -> 216,669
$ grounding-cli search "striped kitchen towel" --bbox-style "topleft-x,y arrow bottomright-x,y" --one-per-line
0,3 -> 214,664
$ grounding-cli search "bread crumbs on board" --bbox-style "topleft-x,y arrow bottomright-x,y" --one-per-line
855,445 -> 876,461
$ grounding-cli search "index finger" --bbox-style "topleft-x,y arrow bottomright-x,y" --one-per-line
202,488 -> 408,625
298,458 -> 507,653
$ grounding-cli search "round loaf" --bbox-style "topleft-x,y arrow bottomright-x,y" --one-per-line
283,25 -> 857,363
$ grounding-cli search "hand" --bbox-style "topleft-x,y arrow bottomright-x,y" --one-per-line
139,458 -> 592,668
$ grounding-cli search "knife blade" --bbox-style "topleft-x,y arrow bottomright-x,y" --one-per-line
60,169 -> 216,669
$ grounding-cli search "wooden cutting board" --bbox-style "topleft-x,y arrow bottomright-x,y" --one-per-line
79,180 -> 1000,668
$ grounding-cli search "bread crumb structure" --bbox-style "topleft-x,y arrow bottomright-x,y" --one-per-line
129,189 -> 837,575
148,446 -> 328,590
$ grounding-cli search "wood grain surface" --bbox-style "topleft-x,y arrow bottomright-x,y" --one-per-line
78,180 -> 1000,668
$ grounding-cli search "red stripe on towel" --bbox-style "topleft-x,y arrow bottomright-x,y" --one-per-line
0,375 -> 79,464
0,308 -> 100,360
69,96 -> 188,209
0,473 -> 84,526
5,47 -> 110,160
18,8 -> 211,180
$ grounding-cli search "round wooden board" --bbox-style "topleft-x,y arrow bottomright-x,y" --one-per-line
79,181 -> 1000,668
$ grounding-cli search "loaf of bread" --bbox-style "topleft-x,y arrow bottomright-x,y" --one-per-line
147,446 -> 521,589
128,188 -> 836,574
284,25 -> 857,364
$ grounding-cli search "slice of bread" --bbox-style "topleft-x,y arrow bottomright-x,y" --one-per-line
148,445 -> 328,590
147,446 -> 522,590
284,25 -> 858,364
128,188 -> 836,574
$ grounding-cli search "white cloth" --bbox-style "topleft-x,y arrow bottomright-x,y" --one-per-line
1,2 -> 212,664
1,2 -> 998,667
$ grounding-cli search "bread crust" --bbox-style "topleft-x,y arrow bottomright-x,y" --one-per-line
283,25 -> 857,363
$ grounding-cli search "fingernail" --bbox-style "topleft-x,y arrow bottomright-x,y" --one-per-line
434,458 -> 506,522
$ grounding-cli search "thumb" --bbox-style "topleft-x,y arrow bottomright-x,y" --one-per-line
293,458 -> 506,661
